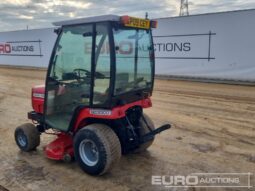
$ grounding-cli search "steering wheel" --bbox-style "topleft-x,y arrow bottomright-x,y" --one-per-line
73,69 -> 92,83
73,69 -> 90,78
73,69 -> 107,83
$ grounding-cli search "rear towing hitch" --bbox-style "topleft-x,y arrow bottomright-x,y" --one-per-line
140,124 -> 171,143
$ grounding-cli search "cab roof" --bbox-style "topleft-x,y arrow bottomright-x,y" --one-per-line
53,15 -> 120,26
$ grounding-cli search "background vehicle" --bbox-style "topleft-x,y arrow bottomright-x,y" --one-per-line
14,15 -> 171,175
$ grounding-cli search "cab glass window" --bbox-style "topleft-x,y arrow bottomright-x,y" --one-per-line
113,28 -> 153,95
93,24 -> 111,105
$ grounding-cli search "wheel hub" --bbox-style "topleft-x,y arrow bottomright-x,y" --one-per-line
17,132 -> 27,147
79,139 -> 99,166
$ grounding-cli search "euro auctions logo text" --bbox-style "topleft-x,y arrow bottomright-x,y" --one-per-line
152,173 -> 253,188
0,43 -> 11,53
152,175 -> 200,187
0,40 -> 42,57
0,43 -> 34,54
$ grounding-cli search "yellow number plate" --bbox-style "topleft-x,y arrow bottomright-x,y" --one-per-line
124,17 -> 150,29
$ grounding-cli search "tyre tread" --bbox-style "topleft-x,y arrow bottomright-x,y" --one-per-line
79,124 -> 121,175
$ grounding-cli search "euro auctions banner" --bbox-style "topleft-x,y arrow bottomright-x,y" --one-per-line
0,28 -> 57,67
153,9 -> 255,82
0,9 -> 255,82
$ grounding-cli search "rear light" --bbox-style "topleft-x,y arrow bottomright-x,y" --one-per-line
120,15 -> 130,25
151,20 -> 158,28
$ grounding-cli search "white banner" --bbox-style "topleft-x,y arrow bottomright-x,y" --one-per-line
153,9 -> 255,82
0,28 -> 57,67
0,9 -> 255,82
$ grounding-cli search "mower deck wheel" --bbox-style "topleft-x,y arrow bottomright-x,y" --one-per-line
14,123 -> 40,152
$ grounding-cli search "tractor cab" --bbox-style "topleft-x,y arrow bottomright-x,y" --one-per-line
45,15 -> 156,131
15,15 -> 171,176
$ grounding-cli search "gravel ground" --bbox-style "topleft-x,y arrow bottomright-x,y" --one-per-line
0,67 -> 254,191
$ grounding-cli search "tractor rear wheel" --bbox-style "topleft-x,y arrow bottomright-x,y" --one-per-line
74,123 -> 121,175
14,123 -> 40,152
134,113 -> 155,153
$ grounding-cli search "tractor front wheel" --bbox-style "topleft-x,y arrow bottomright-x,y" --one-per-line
14,123 -> 40,152
74,124 -> 121,175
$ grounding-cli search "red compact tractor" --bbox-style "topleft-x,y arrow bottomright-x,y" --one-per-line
14,15 -> 171,175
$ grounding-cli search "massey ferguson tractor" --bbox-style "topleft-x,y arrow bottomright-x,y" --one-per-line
14,15 -> 171,175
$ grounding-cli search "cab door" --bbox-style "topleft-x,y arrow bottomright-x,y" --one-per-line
44,24 -> 93,131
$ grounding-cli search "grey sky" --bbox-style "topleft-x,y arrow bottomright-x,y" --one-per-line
0,0 -> 255,31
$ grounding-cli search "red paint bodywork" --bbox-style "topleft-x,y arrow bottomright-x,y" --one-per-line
32,85 -> 45,114
73,98 -> 152,131
31,85 -> 152,161
44,133 -> 74,160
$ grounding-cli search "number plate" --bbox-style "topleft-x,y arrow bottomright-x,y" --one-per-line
124,17 -> 150,29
